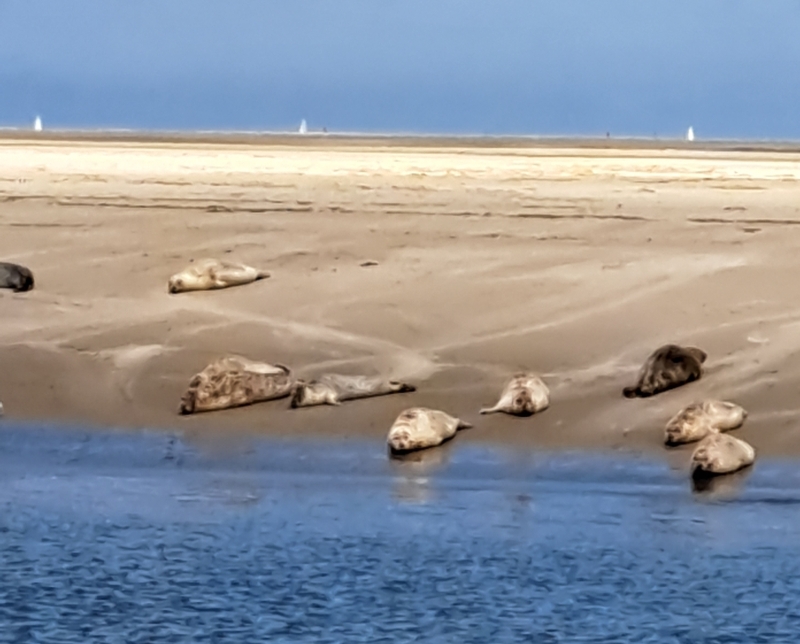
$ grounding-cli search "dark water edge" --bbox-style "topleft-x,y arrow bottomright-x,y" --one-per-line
1,423 -> 799,643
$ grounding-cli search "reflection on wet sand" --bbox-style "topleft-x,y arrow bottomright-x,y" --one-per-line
389,443 -> 452,504
691,465 -> 754,500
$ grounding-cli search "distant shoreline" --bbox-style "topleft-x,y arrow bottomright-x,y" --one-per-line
2,126 -> 800,153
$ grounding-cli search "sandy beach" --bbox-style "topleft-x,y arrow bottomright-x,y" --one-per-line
1,134 -> 800,458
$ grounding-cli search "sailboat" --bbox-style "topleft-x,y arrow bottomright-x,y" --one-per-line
33,116 -> 43,132
298,119 -> 308,134
686,126 -> 695,142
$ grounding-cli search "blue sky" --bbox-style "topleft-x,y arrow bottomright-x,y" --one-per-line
1,0 -> 799,138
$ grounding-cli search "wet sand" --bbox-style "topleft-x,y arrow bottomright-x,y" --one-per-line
1,134 -> 800,458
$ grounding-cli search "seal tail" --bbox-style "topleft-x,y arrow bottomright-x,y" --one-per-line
255,270 -> 271,281
479,404 -> 500,415
457,420 -> 473,430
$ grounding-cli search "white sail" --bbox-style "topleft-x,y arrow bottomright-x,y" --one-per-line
33,116 -> 43,132
298,119 -> 308,134
686,126 -> 695,142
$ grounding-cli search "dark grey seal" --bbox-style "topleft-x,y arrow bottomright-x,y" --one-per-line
623,344 -> 706,398
0,262 -> 34,292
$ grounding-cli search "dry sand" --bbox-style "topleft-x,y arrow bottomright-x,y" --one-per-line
1,135 -> 800,460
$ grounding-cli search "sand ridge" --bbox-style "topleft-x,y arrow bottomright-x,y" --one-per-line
1,136 -> 800,461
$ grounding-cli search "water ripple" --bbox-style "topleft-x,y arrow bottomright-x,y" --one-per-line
0,424 -> 799,642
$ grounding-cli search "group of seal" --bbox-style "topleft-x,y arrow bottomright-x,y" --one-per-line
178,354 -> 551,455
624,344 -> 756,481
177,341 -> 756,486
0,254 -> 758,486
166,259 -> 553,454
383,373 -> 548,454
178,356 -> 418,416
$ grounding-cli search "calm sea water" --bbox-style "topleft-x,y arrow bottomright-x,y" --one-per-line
0,424 -> 799,643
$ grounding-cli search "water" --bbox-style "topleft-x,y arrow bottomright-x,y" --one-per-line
1,424 -> 799,643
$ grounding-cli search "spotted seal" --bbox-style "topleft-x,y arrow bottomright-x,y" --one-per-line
690,432 -> 755,478
0,262 -> 34,292
479,373 -> 549,416
168,259 -> 269,294
387,408 -> 472,454
290,374 -> 416,408
623,344 -> 707,398
664,400 -> 747,446
179,356 -> 293,414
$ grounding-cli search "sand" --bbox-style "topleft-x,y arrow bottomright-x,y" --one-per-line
1,134 -> 800,460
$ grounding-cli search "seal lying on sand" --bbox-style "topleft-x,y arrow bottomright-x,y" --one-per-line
168,259 -> 270,294
664,400 -> 747,446
180,356 -> 293,414
0,262 -> 34,292
387,408 -> 472,454
479,373 -> 550,416
290,374 -> 416,408
623,344 -> 707,398
691,432 -> 755,477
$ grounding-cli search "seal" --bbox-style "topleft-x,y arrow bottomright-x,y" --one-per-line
690,432 -> 755,478
179,356 -> 293,414
479,373 -> 550,416
290,374 -> 416,408
0,262 -> 34,292
623,344 -> 707,398
387,407 -> 472,455
664,400 -> 747,446
168,259 -> 269,294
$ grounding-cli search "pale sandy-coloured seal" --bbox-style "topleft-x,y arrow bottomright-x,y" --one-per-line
0,262 -> 34,292
623,344 -> 707,398
387,407 -> 472,454
690,432 -> 755,477
479,373 -> 550,416
290,374 -> 416,408
664,400 -> 747,446
179,356 -> 293,414
168,259 -> 270,294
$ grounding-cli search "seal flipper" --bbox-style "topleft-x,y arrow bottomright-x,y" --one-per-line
289,382 -> 307,408
457,420 -> 473,430
179,391 -> 196,415
622,386 -> 639,399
